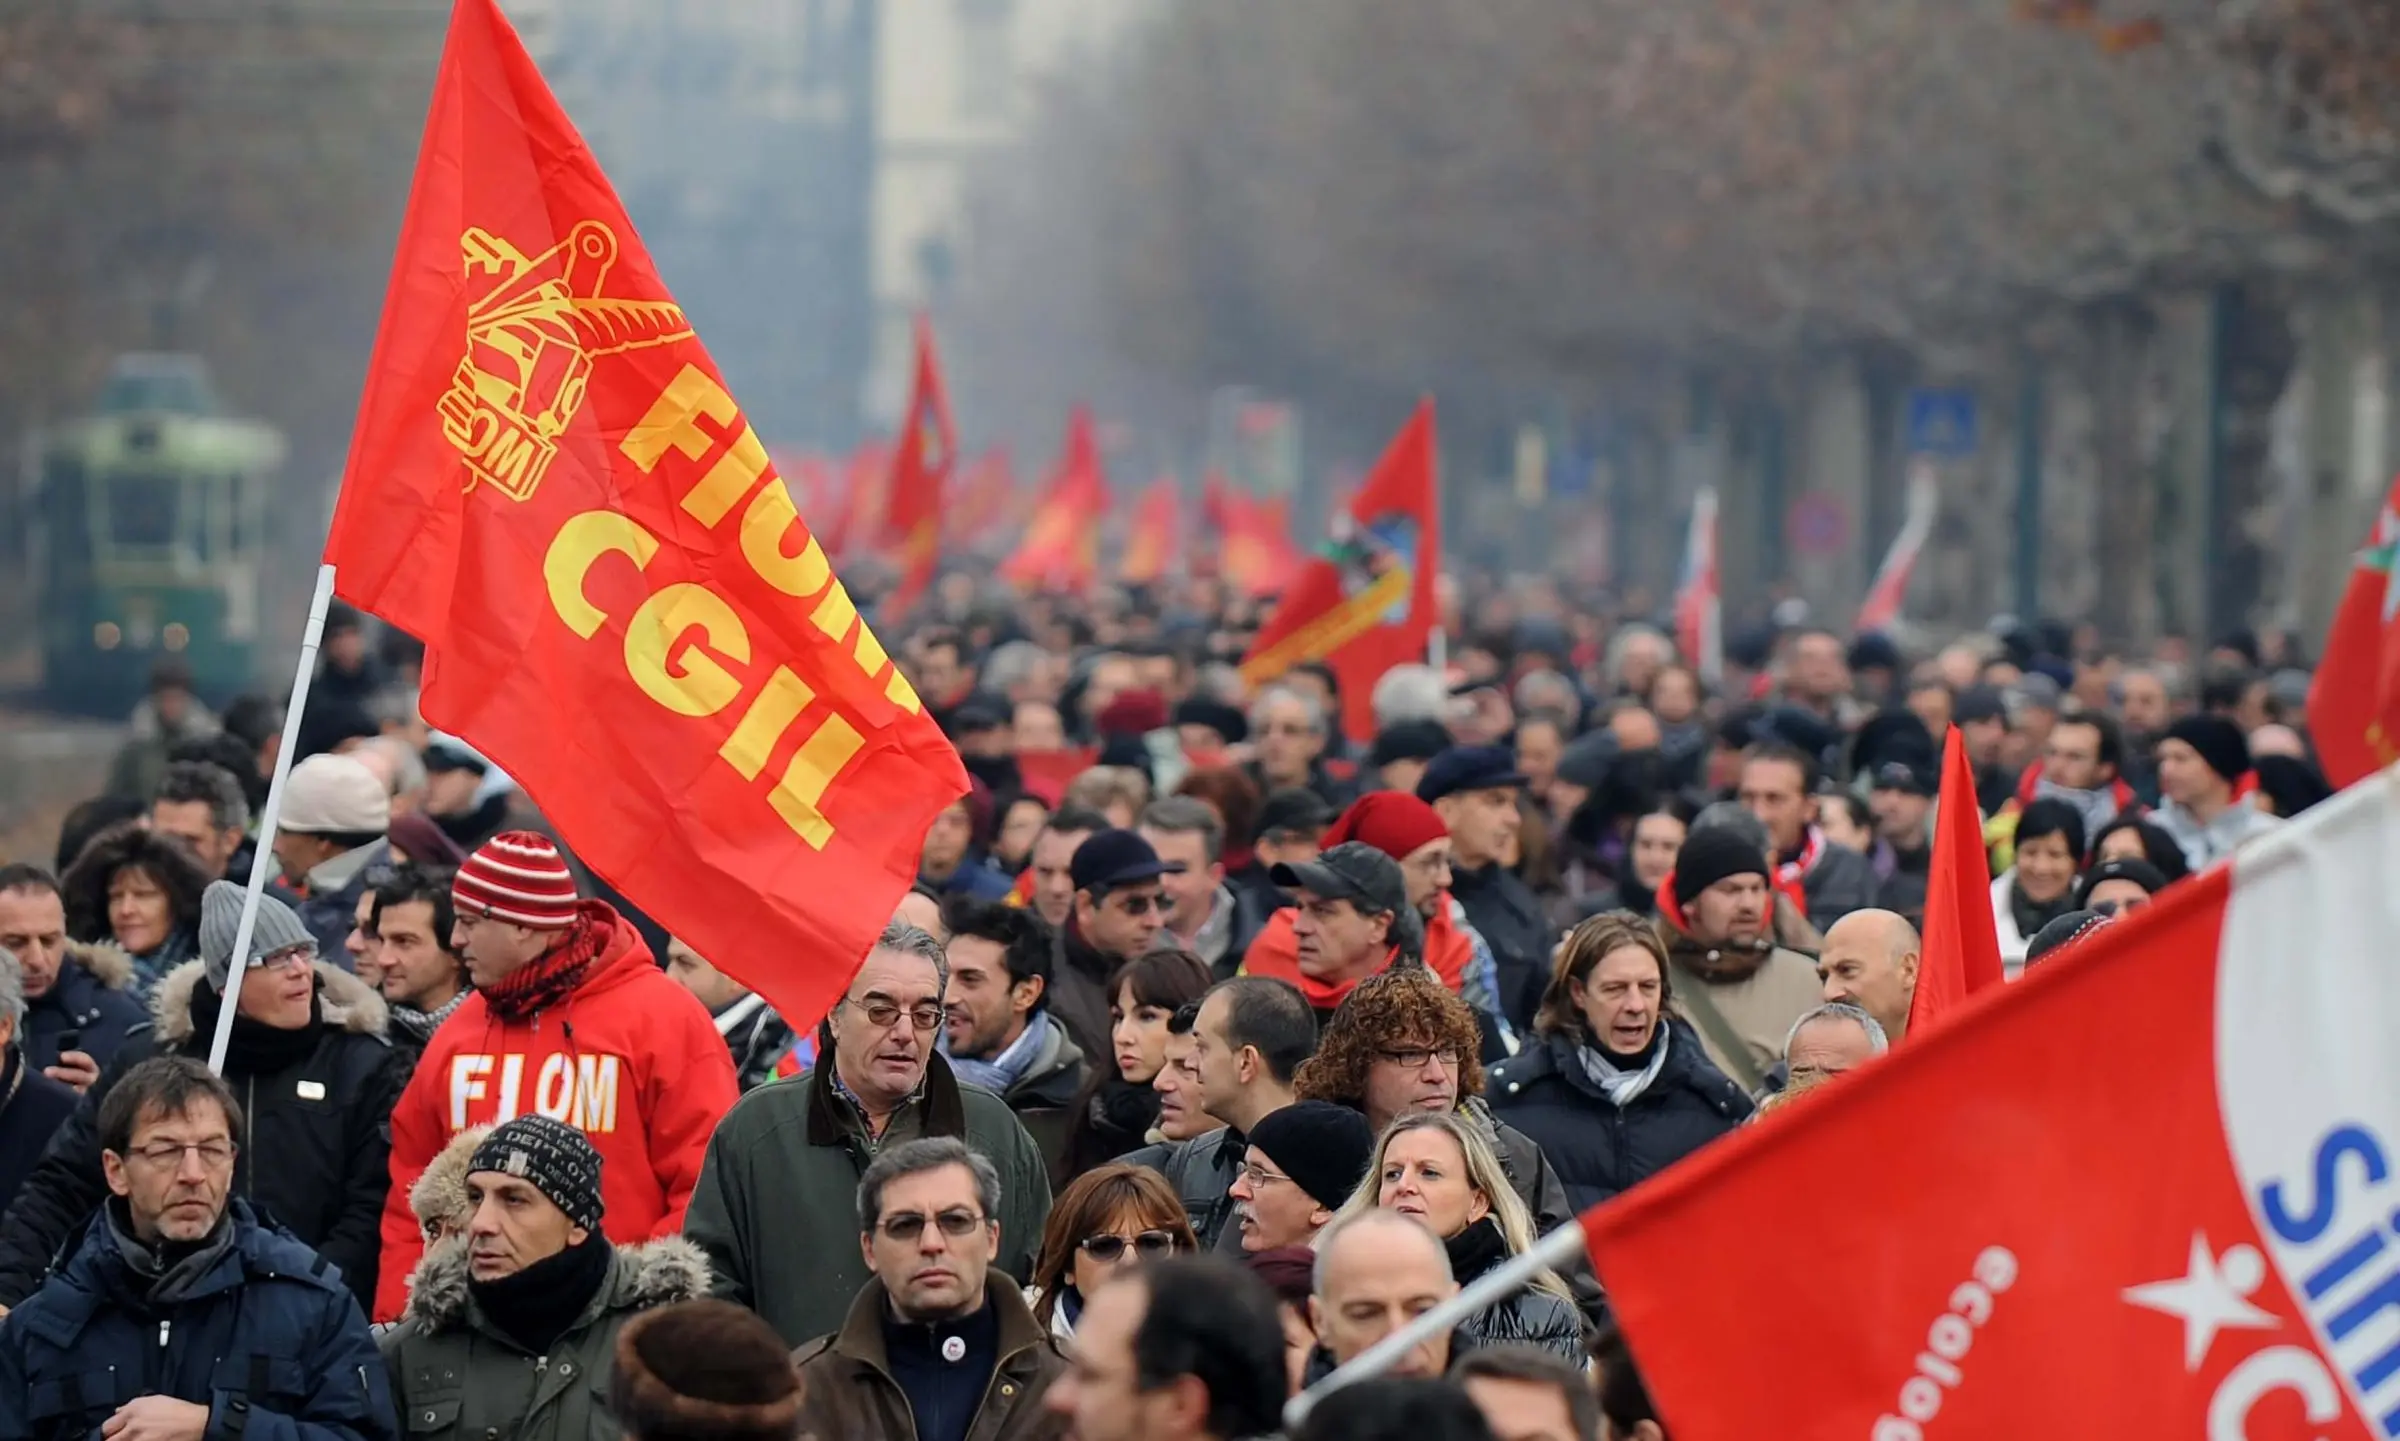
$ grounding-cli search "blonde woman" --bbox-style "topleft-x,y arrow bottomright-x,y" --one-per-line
1334,1111 -> 1583,1357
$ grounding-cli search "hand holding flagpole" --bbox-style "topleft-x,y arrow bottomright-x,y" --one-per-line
207,564 -> 337,1076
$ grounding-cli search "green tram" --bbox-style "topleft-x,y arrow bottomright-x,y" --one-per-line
19,355 -> 287,716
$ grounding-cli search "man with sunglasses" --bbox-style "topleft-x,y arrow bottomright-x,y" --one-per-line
796,1137 -> 1068,1441
686,923 -> 1052,1347
1047,829 -> 1184,1066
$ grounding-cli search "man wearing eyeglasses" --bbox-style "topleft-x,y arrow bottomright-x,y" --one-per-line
1226,1099 -> 1370,1253
0,881 -> 406,1318
685,922 -> 1052,1348
0,1055 -> 391,1441
795,1137 -> 1067,1441
1046,829 -> 1183,1067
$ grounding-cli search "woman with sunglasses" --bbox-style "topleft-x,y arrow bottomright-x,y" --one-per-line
1023,1163 -> 1196,1341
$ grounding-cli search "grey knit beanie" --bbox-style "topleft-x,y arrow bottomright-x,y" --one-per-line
198,880 -> 317,991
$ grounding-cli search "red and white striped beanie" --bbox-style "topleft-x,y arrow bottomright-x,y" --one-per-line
453,831 -> 581,930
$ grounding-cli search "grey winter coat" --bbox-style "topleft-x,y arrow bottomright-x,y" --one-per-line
379,1235 -> 712,1441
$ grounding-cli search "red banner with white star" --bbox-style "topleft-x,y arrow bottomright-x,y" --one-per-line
1582,771 -> 2400,1437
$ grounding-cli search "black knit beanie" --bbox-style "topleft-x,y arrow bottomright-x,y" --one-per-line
2164,715 -> 2251,785
1249,1101 -> 1375,1212
1673,827 -> 1771,907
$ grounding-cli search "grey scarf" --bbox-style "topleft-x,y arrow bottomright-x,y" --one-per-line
106,1199 -> 236,1307
1578,1026 -> 1672,1108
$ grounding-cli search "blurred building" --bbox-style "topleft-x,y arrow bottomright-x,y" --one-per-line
863,0 -> 1159,427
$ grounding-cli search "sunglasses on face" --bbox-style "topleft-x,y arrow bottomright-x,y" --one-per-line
1107,892 -> 1166,916
1077,1230 -> 1179,1262
877,1208 -> 987,1242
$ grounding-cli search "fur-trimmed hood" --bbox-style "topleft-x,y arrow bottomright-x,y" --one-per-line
63,940 -> 137,992
148,958 -> 389,1045
399,1234 -> 713,1334
409,1125 -> 492,1232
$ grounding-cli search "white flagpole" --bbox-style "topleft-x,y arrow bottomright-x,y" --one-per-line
1427,624 -> 1448,674
207,564 -> 338,1076
1283,1220 -> 1590,1431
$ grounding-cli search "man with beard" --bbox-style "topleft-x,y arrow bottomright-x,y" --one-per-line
943,902 -> 1086,1161
1651,829 -> 1822,1093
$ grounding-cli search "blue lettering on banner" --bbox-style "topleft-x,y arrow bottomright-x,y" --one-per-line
2255,1122 -> 2400,1434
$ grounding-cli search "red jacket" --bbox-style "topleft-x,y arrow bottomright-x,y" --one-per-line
1239,896 -> 1474,1010
373,900 -> 737,1320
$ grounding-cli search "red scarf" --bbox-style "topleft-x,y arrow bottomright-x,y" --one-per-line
482,914 -> 606,1022
1768,827 -> 1818,912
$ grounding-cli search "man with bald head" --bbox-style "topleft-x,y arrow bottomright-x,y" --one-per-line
1309,1209 -> 1458,1381
1816,908 -> 1920,1044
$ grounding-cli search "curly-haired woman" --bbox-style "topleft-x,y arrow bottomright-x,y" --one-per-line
59,821 -> 210,990
1023,1163 -> 1197,1341
1488,912 -> 1751,1212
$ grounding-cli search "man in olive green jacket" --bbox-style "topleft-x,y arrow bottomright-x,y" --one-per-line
682,922 -> 1053,1347
379,1115 -> 713,1440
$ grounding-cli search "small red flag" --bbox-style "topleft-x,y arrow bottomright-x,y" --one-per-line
1119,477 -> 1181,587
1000,407 -> 1107,594
2309,476 -> 2400,787
1909,724 -> 2005,1031
946,447 -> 1015,550
1240,400 -> 1439,740
1206,473 -> 1303,598
880,315 -> 954,617
324,0 -> 964,1035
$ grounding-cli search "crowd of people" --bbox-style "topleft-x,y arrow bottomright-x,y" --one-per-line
0,587 -> 2325,1439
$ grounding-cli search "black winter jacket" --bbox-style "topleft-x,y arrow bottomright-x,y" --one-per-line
1450,863 -> 1553,1031
22,941 -> 146,1075
0,1198 -> 393,1441
1487,1023 -> 1751,1214
0,1049 -> 76,1215
1444,1219 -> 1584,1359
0,960 -> 407,1311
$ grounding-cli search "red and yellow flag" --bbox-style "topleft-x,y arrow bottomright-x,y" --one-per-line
323,0 -> 964,1032
1205,472 -> 1303,598
946,447 -> 1015,551
879,315 -> 954,617
1240,400 -> 1440,739
999,406 -> 1108,594
1119,476 -> 1181,587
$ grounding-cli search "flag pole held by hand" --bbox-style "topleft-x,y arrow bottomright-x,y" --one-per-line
206,564 -> 337,1076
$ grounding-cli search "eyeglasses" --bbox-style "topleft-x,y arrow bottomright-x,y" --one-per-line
844,995 -> 948,1033
124,1141 -> 237,1171
1239,1162 -> 1295,1190
1107,892 -> 1166,916
877,1208 -> 988,1242
1077,1230 -> 1179,1263
1377,1045 -> 1465,1071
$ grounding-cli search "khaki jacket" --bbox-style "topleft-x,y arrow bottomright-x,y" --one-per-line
793,1275 -> 1068,1441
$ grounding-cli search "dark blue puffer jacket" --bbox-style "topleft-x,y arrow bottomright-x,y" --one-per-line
1486,1020 -> 1751,1213
0,1199 -> 394,1441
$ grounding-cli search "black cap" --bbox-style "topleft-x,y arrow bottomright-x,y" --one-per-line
1249,1102 -> 1375,1212
1172,696 -> 1249,747
2164,714 -> 2251,784
1955,685 -> 2008,725
944,698 -> 1008,738
1256,788 -> 1334,839
1869,758 -> 1936,797
1369,720 -> 1453,769
1270,841 -> 1408,919
1070,828 -> 1184,893
2074,857 -> 2169,909
1672,827 -> 1770,906
2025,909 -> 2111,967
1847,632 -> 1904,673
1414,745 -> 1529,804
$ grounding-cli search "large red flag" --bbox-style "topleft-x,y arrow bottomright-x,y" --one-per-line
879,315 -> 954,617
324,0 -> 964,1036
1119,476 -> 1180,587
1240,401 -> 1439,739
999,407 -> 1107,593
1584,779 -> 2400,1438
2310,476 -> 2400,787
1206,473 -> 1303,598
1909,723 -> 2005,1030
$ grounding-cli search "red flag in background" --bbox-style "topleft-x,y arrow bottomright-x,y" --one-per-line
1910,724 -> 2006,1030
947,447 -> 1015,550
879,315 -> 954,616
1673,486 -> 1722,688
1120,476 -> 1181,587
999,406 -> 1108,593
322,0 -> 964,1040
821,438 -> 889,563
1240,401 -> 1439,740
1207,473 -> 1303,598
2310,475 -> 2400,787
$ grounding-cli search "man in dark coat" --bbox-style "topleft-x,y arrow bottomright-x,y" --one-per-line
0,865 -> 146,1089
0,882 -> 405,1312
0,947 -> 77,1212
0,1055 -> 392,1440
1420,748 -> 1552,1030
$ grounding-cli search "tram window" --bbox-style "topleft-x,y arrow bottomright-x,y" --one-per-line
103,473 -> 179,550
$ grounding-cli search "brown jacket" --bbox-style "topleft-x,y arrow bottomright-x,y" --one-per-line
793,1274 -> 1069,1441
